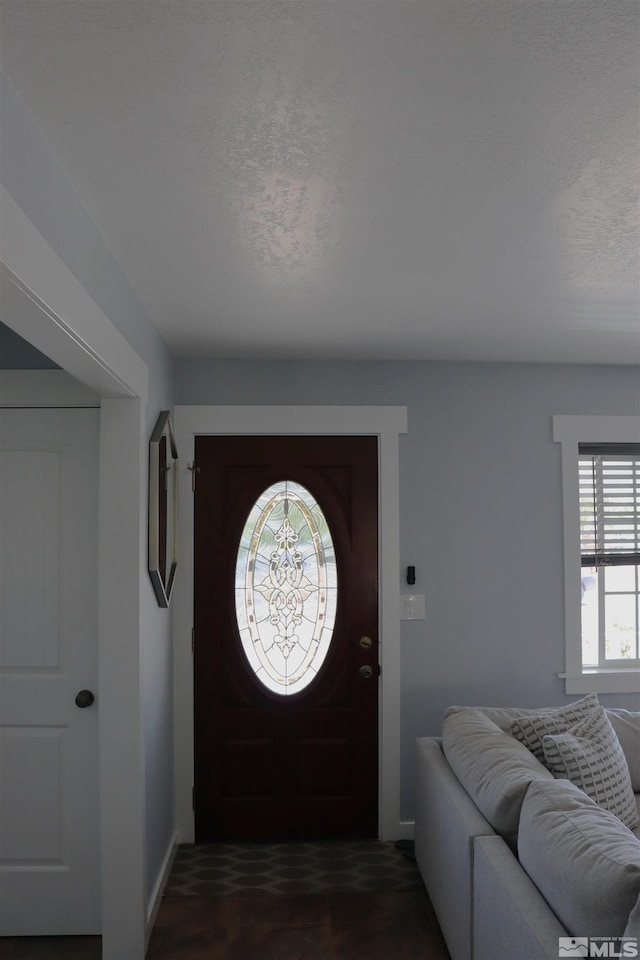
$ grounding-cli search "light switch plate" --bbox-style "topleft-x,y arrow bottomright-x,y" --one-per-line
400,594 -> 425,620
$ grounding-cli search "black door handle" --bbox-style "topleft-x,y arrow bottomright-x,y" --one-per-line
75,690 -> 95,708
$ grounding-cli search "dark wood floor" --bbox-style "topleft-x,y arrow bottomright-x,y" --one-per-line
0,889 -> 451,959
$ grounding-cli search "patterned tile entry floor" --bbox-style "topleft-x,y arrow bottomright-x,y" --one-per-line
164,840 -> 423,897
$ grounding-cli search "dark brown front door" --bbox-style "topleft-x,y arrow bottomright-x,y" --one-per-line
193,436 -> 378,842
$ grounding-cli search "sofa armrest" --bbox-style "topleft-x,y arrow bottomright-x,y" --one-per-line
415,737 -> 495,960
473,835 -> 568,960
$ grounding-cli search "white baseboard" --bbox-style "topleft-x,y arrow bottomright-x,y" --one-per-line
146,829 -> 180,944
395,821 -> 415,841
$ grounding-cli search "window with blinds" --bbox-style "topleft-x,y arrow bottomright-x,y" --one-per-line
579,444 -> 640,567
579,443 -> 640,667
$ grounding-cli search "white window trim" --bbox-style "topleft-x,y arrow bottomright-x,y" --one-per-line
554,415 -> 640,694
173,405 -> 409,841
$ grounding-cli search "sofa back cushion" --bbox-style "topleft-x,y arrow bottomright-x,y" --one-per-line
444,694 -> 598,735
442,708 -> 552,845
607,709 -> 640,792
519,779 -> 640,938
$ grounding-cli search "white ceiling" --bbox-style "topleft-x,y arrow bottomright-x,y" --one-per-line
1,1 -> 638,364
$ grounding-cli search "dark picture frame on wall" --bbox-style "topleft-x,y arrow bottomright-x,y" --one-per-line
148,410 -> 178,607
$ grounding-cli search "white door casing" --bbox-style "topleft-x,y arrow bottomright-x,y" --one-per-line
0,408 -> 100,935
173,405 -> 408,843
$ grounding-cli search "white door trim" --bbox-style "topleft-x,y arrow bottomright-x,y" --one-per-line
1,190 -> 150,959
173,404 -> 408,841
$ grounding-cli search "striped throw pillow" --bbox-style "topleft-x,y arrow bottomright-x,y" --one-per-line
509,693 -> 599,762
541,706 -> 639,831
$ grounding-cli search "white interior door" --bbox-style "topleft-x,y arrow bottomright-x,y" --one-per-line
0,407 -> 100,935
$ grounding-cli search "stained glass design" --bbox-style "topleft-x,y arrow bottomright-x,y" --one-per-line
235,480 -> 338,695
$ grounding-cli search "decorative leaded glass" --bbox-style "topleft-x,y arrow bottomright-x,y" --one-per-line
235,480 -> 337,695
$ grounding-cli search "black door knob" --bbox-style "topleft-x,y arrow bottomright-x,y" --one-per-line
75,689 -> 95,708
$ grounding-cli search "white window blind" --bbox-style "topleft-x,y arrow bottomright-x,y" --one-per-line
579,444 -> 640,567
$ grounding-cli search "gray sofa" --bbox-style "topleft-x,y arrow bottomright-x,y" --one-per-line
415,696 -> 640,960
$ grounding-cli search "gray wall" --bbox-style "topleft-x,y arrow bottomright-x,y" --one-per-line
1,74 -> 176,894
175,358 -> 640,819
3,63 -> 638,834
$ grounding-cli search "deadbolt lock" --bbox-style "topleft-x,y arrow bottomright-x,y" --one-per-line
359,636 -> 373,649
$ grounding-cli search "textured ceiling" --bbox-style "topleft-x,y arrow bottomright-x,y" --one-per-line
1,1 -> 638,363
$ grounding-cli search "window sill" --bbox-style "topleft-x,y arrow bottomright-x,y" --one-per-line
557,670 -> 640,695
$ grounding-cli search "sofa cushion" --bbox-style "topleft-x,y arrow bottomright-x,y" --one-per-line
509,693 -> 599,762
518,779 -> 640,938
625,891 -> 640,940
442,708 -> 552,844
607,709 -> 640,792
445,695 -> 597,735
541,706 -> 639,830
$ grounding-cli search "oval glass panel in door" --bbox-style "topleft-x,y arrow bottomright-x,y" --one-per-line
235,480 -> 338,695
